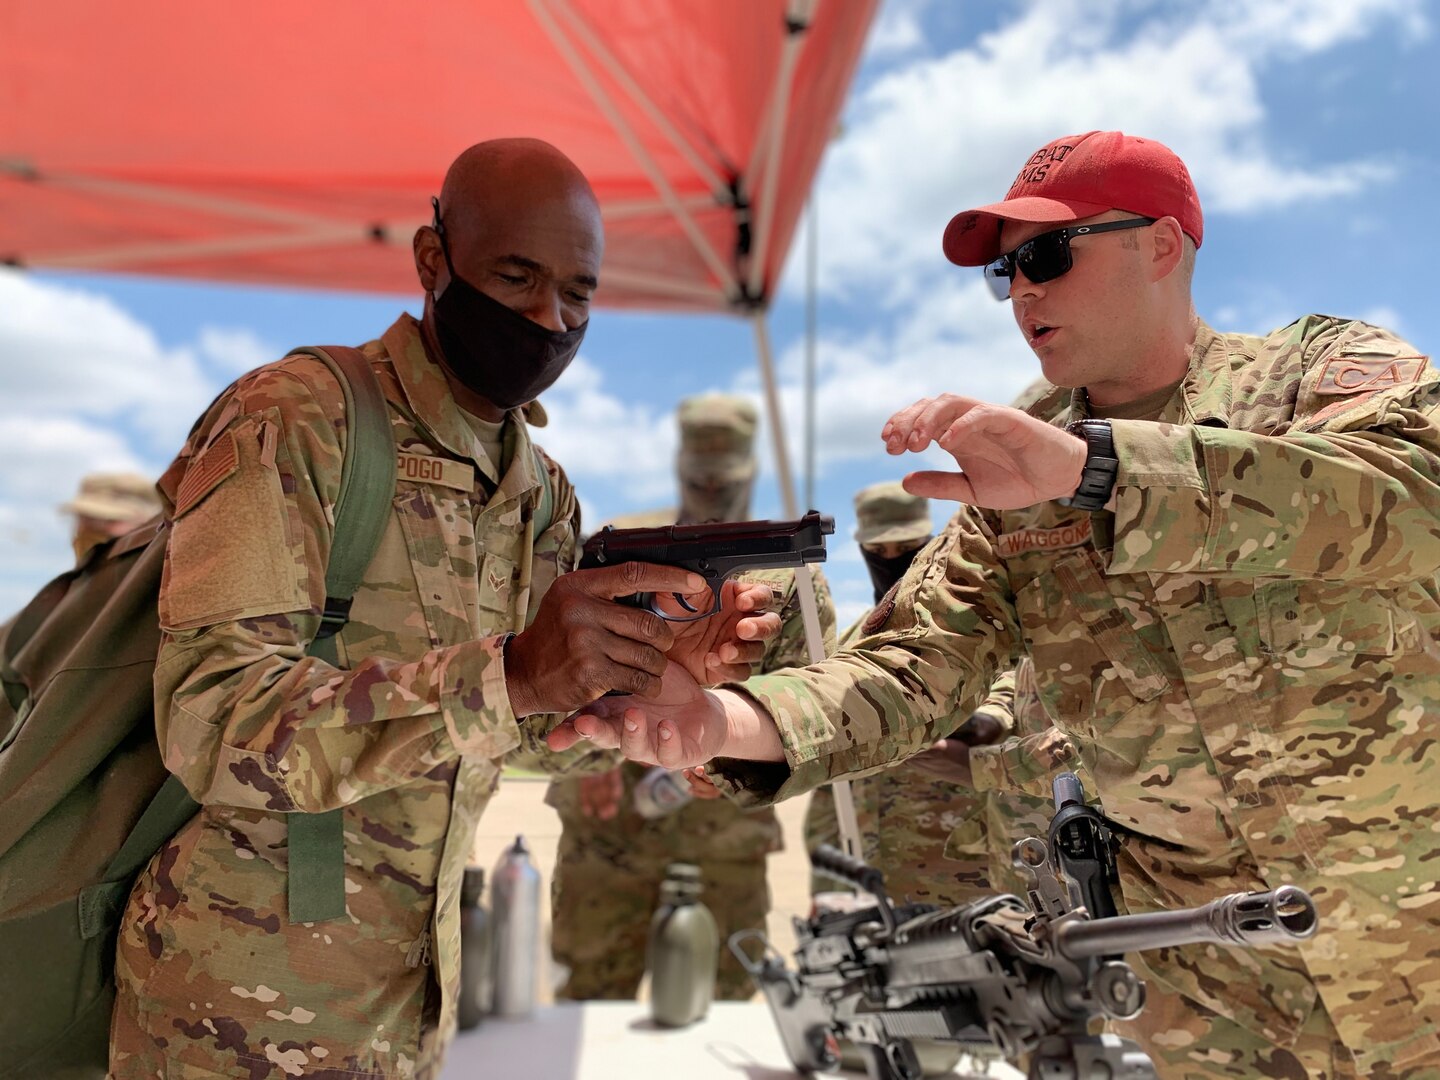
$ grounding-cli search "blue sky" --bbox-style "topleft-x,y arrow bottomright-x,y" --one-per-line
2,0 -> 1435,629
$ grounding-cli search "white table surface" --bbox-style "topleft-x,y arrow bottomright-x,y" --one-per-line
440,1001 -> 1021,1080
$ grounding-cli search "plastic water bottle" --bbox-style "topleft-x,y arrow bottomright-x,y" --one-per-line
456,866 -> 492,1030
490,835 -> 541,1018
646,862 -> 718,1027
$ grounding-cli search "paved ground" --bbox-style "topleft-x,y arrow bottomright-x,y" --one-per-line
473,775 -> 814,1005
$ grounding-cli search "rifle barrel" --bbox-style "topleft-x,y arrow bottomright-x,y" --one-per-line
1054,886 -> 1317,960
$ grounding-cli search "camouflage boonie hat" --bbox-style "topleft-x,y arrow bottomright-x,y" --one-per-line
61,471 -> 162,521
854,481 -> 931,546
676,393 -> 757,482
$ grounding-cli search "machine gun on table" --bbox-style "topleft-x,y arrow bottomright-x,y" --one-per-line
732,773 -> 1317,1080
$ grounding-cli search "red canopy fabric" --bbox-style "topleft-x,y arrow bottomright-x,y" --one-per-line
0,0 -> 876,312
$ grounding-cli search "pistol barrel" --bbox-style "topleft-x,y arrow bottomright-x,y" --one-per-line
1054,886 -> 1317,960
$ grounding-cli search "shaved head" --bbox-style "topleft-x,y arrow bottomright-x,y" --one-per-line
436,138 -> 600,255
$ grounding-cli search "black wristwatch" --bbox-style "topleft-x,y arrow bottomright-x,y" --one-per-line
1058,420 -> 1119,511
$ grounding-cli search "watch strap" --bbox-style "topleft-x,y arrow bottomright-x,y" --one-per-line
1059,420 -> 1118,511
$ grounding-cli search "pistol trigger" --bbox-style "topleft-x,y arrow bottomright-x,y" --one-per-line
674,592 -> 699,614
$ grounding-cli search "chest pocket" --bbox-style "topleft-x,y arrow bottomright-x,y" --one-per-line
394,484 -> 477,647
1016,549 -> 1169,732
1250,578 -> 1404,659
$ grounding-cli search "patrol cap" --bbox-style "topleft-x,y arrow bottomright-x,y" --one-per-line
854,481 -> 931,546
61,471 -> 162,521
676,393 -> 757,482
943,131 -> 1204,266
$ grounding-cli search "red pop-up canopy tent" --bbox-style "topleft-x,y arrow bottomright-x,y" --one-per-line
0,0 -> 878,845
1,0 -> 873,314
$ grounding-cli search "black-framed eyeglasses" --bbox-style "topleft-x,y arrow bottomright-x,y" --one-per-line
982,217 -> 1155,300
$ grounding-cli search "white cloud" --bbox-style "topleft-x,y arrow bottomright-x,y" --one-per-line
0,272 -> 250,612
533,356 -> 677,512
864,0 -> 927,58
197,326 -> 281,378
0,270 -> 225,457
804,0 -> 1418,303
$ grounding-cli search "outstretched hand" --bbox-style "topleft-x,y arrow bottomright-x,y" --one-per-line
577,766 -> 625,821
881,394 -> 1087,509
545,660 -> 729,769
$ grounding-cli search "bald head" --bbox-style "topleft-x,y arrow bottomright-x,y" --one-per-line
439,139 -> 598,247
415,138 -> 603,333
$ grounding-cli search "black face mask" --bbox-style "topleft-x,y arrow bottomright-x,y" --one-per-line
861,546 -> 923,604
429,198 -> 587,410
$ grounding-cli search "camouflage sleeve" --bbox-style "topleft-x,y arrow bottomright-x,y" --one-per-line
154,361 -> 557,812
711,509 -> 1020,804
753,566 -> 838,672
969,668 -> 1016,735
1108,319 -> 1440,586
968,725 -> 1086,798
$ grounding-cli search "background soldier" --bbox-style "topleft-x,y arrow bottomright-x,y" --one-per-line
60,470 -> 162,563
547,393 -> 836,1001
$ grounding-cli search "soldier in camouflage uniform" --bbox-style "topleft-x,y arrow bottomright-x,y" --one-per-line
547,394 -> 837,1001
556,131 -> 1440,1078
61,471 -> 163,563
109,141 -> 780,1080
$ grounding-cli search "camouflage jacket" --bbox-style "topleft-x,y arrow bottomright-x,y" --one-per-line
116,315 -> 578,1078
715,316 -> 1440,1071
548,561 -> 837,859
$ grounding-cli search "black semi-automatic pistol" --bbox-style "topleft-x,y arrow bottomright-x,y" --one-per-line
578,510 -> 834,622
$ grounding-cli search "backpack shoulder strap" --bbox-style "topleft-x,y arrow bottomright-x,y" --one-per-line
283,345 -> 397,924
290,346 -> 397,640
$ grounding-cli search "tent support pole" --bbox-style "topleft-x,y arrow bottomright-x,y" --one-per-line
546,0 -> 732,201
528,0 -> 735,294
745,0 -> 817,298
750,310 -> 863,863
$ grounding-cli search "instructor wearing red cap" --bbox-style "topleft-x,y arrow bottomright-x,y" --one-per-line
554,131 -> 1440,1078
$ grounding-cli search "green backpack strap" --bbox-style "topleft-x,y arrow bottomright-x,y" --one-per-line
284,346 -> 397,924
78,773 -> 199,939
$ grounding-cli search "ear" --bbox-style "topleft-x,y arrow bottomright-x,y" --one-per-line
1148,217 -> 1185,283
413,225 -> 446,294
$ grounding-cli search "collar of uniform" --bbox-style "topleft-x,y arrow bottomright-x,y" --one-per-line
491,409 -> 546,511
1060,320 -> 1231,428
1176,319 -> 1233,427
381,313 -> 525,484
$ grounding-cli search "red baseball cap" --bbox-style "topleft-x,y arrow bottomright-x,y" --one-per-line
942,131 -> 1204,266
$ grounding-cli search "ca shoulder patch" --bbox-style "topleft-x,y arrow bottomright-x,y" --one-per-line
1315,355 -> 1428,396
861,583 -> 899,635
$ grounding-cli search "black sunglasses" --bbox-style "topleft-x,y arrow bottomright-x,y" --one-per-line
982,217 -> 1155,300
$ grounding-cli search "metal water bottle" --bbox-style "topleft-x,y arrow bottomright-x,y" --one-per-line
490,835 -> 541,1018
647,862 -> 719,1028
456,866 -> 493,1030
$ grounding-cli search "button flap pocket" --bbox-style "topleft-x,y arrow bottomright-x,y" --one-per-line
1054,554 -> 1169,702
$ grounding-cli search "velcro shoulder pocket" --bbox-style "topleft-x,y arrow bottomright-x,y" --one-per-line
160,414 -> 308,630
